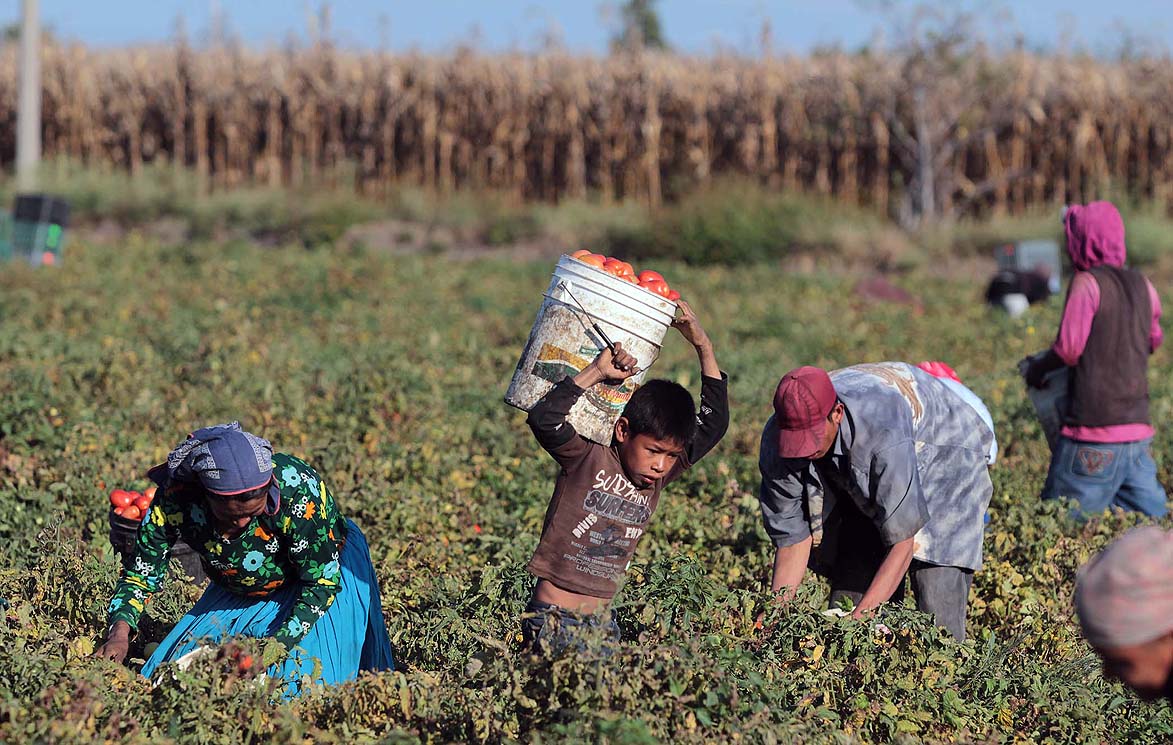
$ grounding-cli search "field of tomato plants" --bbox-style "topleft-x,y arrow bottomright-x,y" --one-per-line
1,232 -> 1172,743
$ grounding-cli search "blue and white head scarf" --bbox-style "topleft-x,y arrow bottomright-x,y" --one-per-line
148,422 -> 280,511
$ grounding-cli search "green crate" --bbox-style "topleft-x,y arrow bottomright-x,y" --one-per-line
0,213 -> 12,262
13,220 -> 66,266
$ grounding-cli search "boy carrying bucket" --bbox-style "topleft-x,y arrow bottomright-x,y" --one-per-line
522,300 -> 728,653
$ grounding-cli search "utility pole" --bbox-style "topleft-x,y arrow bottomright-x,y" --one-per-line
17,0 -> 41,192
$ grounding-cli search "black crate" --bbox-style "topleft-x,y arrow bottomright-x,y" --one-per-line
14,194 -> 70,226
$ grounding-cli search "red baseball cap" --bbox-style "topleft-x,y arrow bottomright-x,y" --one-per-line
773,366 -> 837,458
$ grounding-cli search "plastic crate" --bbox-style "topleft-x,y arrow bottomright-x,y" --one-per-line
12,194 -> 70,267
0,212 -> 12,262
995,239 -> 1062,294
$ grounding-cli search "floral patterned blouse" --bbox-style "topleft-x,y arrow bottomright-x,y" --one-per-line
107,453 -> 348,648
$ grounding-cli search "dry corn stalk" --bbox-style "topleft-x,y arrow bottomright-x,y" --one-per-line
0,40 -> 1168,218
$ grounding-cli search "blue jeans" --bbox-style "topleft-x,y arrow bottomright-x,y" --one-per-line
1041,436 -> 1168,517
520,599 -> 620,655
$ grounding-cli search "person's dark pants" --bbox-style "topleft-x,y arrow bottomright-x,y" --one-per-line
827,502 -> 973,641
1041,436 -> 1167,518
520,598 -> 620,655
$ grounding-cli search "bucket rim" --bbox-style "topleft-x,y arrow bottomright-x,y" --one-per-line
555,255 -> 678,314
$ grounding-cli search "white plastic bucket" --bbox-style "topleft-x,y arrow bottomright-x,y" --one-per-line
505,255 -> 677,445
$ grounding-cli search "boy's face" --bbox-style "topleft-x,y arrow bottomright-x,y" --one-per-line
614,417 -> 685,489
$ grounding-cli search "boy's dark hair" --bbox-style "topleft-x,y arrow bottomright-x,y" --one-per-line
621,379 -> 697,445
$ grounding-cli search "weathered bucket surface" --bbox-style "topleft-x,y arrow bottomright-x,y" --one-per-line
506,255 -> 678,445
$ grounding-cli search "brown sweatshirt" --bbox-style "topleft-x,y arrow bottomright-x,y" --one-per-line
525,373 -> 729,598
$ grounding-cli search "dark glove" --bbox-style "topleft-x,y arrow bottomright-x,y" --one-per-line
1025,351 -> 1062,389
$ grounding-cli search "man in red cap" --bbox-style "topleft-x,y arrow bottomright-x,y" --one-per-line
758,362 -> 995,640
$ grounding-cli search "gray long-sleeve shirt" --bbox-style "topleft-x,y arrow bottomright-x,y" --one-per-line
758,362 -> 994,572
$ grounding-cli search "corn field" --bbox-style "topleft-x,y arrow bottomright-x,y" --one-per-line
0,40 -> 1171,220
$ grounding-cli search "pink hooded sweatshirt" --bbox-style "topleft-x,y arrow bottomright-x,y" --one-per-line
1053,201 -> 1162,442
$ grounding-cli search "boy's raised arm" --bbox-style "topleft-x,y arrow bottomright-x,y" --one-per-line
526,343 -> 640,456
673,299 -> 720,379
672,299 -> 729,463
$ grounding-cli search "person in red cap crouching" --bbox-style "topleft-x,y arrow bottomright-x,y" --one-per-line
758,363 -> 995,640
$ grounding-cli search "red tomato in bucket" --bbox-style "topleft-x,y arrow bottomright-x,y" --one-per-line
122,505 -> 142,521
578,254 -> 606,269
143,486 -> 157,500
639,278 -> 672,298
134,495 -> 153,512
667,289 -> 681,301
638,270 -> 664,284
109,489 -> 134,508
604,258 -> 634,278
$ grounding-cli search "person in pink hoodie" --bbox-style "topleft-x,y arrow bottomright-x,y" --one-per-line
1025,201 -> 1166,516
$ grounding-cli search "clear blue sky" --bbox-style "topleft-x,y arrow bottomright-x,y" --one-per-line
5,1 -> 1170,55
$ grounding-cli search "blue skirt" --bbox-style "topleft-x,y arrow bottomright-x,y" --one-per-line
141,519 -> 395,694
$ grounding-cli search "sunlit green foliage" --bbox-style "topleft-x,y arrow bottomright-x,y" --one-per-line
0,236 -> 1170,742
